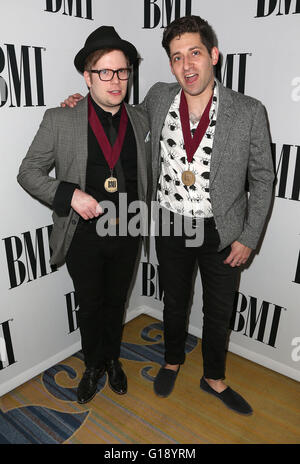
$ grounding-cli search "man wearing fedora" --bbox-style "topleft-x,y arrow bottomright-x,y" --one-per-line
62,15 -> 274,416
18,26 -> 150,404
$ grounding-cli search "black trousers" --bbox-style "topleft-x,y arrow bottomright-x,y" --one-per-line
66,220 -> 140,368
155,216 -> 239,380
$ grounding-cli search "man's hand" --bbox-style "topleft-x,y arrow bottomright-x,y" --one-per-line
61,93 -> 83,108
224,241 -> 252,267
71,188 -> 102,220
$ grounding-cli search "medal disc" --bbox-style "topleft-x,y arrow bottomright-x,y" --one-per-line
104,177 -> 118,193
182,170 -> 196,186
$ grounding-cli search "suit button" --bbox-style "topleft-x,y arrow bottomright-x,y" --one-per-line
71,219 -> 77,225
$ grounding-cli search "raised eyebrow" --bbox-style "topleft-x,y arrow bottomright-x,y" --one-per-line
171,46 -> 202,59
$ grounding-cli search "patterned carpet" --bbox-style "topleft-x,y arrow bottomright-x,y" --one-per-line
0,316 -> 198,444
0,315 -> 299,444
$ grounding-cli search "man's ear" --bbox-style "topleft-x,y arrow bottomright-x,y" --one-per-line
169,60 -> 175,76
83,70 -> 91,88
211,47 -> 219,67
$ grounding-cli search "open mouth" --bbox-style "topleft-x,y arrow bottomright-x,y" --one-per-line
184,73 -> 198,84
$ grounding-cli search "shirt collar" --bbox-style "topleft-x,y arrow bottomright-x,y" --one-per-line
90,95 -> 122,121
171,79 -> 218,122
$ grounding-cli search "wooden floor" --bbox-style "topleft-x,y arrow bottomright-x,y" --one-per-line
1,314 -> 299,444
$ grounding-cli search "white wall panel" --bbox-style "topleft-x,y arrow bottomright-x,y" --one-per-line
0,1 -> 299,397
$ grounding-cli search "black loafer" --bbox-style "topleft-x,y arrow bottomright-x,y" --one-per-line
200,377 -> 253,415
154,366 -> 180,398
105,359 -> 127,395
77,366 -> 105,404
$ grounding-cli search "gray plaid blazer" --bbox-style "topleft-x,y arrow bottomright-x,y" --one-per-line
141,79 -> 274,251
18,95 -> 151,266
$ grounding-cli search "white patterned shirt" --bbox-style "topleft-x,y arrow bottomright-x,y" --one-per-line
157,82 -> 218,218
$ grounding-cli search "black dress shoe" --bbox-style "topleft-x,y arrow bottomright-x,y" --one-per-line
154,366 -> 180,397
200,377 -> 253,415
77,366 -> 105,404
105,359 -> 127,395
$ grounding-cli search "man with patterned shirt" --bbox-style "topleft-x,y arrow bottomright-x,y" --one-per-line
63,16 -> 274,415
140,16 -> 274,415
157,81 -> 217,218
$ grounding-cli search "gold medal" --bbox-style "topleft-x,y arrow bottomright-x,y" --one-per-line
104,176 -> 118,193
88,96 -> 128,195
182,170 -> 196,186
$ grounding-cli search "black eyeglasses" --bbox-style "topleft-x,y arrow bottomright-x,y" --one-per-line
89,68 -> 131,81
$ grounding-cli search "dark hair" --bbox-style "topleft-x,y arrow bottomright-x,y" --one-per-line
162,15 -> 217,58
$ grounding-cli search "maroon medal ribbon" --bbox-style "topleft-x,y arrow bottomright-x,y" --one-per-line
88,94 -> 128,171
179,91 -> 213,163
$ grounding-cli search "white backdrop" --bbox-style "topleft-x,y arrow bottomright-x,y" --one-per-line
0,0 -> 299,397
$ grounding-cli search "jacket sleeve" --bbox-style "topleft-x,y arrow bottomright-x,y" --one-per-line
52,181 -> 79,216
237,101 -> 275,249
17,109 -> 78,216
135,82 -> 162,115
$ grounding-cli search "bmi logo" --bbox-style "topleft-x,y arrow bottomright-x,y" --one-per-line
255,0 -> 300,16
143,0 -> 192,28
231,292 -> 285,347
272,142 -> 300,286
141,262 -> 163,301
3,225 -> 57,290
293,235 -> 300,285
142,262 -> 288,348
0,319 -> 16,370
125,61 -> 140,105
273,143 -> 300,202
0,44 -> 45,108
45,0 -> 93,19
65,290 -> 79,333
215,53 -> 251,94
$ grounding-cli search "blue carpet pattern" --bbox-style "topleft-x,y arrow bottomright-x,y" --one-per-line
0,320 -> 198,444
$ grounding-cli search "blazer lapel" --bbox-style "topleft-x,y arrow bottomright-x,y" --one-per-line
73,95 -> 88,190
210,82 -> 236,186
125,103 -> 147,199
152,83 -> 180,181
154,83 -> 180,143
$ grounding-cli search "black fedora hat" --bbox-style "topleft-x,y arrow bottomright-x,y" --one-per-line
74,26 -> 138,73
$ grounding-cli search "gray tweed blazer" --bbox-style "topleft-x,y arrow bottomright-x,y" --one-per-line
18,96 -> 151,266
140,79 -> 274,251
